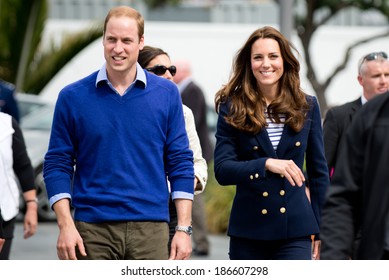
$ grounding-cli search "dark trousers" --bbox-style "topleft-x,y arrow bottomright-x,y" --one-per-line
382,250 -> 389,260
229,235 -> 312,260
168,198 -> 177,253
0,217 -> 16,260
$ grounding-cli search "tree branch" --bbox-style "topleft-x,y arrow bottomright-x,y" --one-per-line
323,29 -> 389,89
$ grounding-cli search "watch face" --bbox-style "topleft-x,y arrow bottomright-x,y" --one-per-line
176,225 -> 193,235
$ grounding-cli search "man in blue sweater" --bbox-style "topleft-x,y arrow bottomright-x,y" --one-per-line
43,6 -> 194,260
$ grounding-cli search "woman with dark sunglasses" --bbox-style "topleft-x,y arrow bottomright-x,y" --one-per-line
138,46 -> 208,256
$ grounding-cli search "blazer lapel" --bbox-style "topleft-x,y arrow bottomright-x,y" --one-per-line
349,98 -> 362,121
275,125 -> 294,158
255,129 -> 278,158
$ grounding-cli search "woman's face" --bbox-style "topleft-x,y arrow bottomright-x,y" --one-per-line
147,54 -> 175,81
250,38 -> 284,91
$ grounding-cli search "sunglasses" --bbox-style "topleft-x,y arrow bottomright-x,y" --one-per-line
363,51 -> 388,61
359,51 -> 388,71
146,65 -> 177,76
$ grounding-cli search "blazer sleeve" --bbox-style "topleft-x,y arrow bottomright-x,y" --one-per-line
214,102 -> 268,186
305,96 -> 330,232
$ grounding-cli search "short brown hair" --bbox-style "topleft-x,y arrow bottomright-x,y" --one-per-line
103,6 -> 144,41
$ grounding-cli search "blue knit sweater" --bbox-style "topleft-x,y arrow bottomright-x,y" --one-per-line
44,66 -> 194,223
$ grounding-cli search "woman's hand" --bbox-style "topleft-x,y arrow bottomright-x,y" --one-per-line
265,158 -> 305,187
0,238 -> 4,253
312,240 -> 321,260
23,201 -> 38,239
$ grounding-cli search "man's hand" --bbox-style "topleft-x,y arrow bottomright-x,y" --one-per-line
56,223 -> 86,260
169,231 -> 192,260
53,199 -> 87,260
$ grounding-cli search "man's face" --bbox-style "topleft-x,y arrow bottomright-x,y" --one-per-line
358,60 -> 389,100
103,16 -> 144,76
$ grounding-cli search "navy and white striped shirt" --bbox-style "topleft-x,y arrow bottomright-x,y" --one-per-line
265,110 -> 285,151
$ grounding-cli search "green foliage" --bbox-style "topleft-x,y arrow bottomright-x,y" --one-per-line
24,24 -> 103,93
204,161 -> 235,234
0,0 -> 46,81
144,0 -> 181,9
0,0 -> 103,94
293,0 -> 389,116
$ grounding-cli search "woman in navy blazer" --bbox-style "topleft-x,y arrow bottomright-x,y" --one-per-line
214,26 -> 329,260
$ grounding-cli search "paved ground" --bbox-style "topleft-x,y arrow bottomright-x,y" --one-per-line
10,222 -> 229,260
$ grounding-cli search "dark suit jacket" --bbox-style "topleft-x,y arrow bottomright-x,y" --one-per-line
180,80 -> 213,162
0,80 -> 20,123
323,97 -> 362,175
214,95 -> 329,241
321,92 -> 389,259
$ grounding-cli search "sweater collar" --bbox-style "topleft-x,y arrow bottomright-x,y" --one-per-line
95,63 -> 146,89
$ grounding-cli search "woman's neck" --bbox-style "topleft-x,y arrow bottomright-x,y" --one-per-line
260,86 -> 277,106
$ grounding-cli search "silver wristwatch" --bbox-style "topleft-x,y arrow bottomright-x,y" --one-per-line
175,225 -> 193,236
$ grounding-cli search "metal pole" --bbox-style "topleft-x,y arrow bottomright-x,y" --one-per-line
279,0 -> 294,40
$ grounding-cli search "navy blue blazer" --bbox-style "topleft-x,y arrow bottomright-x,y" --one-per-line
214,95 -> 329,241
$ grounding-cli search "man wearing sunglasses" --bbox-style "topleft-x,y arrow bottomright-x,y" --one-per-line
323,51 -> 389,178
321,51 -> 389,259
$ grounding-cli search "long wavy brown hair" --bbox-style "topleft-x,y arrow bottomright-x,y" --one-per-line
215,26 -> 309,134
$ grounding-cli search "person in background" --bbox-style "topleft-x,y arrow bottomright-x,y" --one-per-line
138,45 -> 208,255
0,112 -> 38,260
174,59 -> 212,256
322,51 -> 389,259
43,6 -> 194,260
214,26 -> 329,260
323,51 -> 389,178
321,90 -> 389,260
0,79 -> 20,123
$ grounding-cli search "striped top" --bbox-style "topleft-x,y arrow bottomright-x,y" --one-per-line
265,110 -> 285,150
